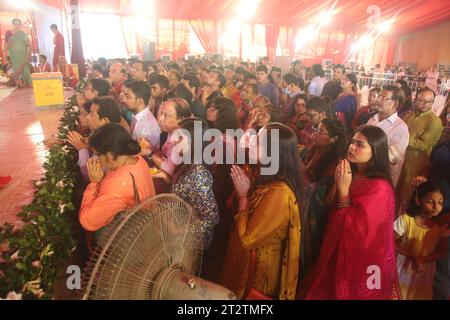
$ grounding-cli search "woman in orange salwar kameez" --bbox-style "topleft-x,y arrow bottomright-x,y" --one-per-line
79,123 -> 155,233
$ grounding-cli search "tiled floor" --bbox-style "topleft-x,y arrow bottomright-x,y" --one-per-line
0,87 -> 64,227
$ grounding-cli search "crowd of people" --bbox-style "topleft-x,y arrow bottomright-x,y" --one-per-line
2,15 -> 449,299
58,53 -> 450,300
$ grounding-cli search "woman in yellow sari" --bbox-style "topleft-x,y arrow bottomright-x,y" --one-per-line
220,123 -> 302,299
8,19 -> 32,87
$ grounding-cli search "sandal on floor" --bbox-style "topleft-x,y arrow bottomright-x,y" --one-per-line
0,176 -> 12,187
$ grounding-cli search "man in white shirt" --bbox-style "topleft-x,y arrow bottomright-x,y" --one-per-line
308,64 -> 325,96
367,85 -> 409,186
123,80 -> 161,149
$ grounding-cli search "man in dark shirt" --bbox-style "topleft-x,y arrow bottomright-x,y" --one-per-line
256,64 -> 279,107
322,64 -> 345,101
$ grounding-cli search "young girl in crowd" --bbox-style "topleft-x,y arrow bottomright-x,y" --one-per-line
395,181 -> 448,300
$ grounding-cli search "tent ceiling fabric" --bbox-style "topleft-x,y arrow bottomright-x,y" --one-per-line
74,0 -> 450,35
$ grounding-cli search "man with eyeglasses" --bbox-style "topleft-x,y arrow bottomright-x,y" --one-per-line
397,86 -> 444,212
299,96 -> 329,148
130,60 -> 148,82
367,85 -> 409,186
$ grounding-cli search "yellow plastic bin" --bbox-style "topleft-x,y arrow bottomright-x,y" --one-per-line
31,72 -> 65,109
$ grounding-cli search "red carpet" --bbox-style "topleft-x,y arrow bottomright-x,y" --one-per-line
0,88 -> 63,228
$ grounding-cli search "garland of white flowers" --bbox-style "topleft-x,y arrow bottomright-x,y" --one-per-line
0,80 -> 86,300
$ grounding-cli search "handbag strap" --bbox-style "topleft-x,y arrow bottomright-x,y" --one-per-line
129,173 -> 140,204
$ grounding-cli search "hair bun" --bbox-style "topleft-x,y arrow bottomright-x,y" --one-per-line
127,140 -> 141,155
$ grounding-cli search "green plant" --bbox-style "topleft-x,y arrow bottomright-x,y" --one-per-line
0,80 -> 86,299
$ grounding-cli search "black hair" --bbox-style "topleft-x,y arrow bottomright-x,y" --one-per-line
97,57 -> 107,67
283,73 -> 300,86
271,66 -> 282,73
351,125 -> 392,185
382,85 -> 404,109
298,77 -> 305,91
312,64 -> 325,77
92,63 -> 104,74
133,60 -> 148,72
167,62 -> 181,73
407,181 -> 444,217
89,123 -> 141,159
309,118 -> 347,181
395,79 -> 408,87
256,123 -> 304,206
306,96 -> 328,114
182,73 -> 200,91
165,83 -> 193,104
207,97 -> 239,133
172,117 -> 212,183
264,105 -> 281,123
344,73 -> 358,93
244,73 -> 257,82
149,74 -> 170,90
256,64 -> 268,74
333,64 -> 345,73
88,78 -> 111,97
92,96 -> 121,123
369,87 -> 381,94
293,94 -> 309,106
50,23 -> 57,30
234,66 -> 246,75
83,100 -> 93,113
400,85 -> 412,99
322,96 -> 335,118
124,80 -> 151,105
211,70 -> 226,88
167,98 -> 193,119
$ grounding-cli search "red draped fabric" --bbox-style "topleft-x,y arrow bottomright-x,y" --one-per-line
265,24 -> 279,62
70,0 -> 86,78
156,19 -> 189,59
74,0 -> 450,36
189,19 -> 218,54
278,26 -> 295,57
303,178 -> 400,300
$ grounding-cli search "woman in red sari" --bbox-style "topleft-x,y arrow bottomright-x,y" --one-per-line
303,125 -> 400,299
